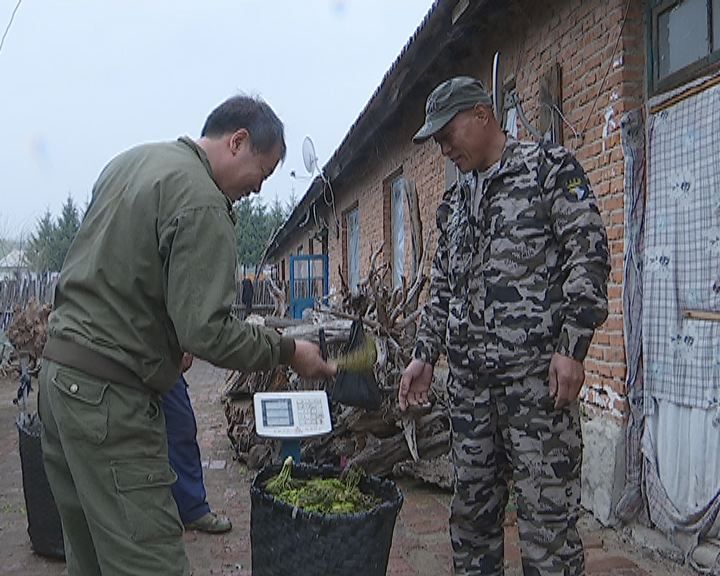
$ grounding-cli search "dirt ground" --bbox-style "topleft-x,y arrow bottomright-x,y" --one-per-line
0,361 -> 692,575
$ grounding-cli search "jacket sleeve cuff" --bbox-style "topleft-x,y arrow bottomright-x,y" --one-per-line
555,323 -> 593,362
412,342 -> 438,366
279,337 -> 296,365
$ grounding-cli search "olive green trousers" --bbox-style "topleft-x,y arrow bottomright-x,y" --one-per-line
39,360 -> 190,575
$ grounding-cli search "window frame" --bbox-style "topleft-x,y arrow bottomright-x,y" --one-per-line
390,175 -> 406,290
650,0 -> 720,95
342,203 -> 360,293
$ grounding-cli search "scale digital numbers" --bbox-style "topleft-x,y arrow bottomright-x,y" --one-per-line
262,398 -> 294,428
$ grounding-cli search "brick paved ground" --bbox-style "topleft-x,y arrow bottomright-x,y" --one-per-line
0,361 -> 691,575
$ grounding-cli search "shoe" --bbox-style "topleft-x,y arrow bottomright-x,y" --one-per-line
184,511 -> 232,534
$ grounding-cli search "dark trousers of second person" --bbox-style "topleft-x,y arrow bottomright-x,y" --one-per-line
161,375 -> 210,525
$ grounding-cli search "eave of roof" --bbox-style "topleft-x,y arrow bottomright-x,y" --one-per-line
267,0 -> 491,258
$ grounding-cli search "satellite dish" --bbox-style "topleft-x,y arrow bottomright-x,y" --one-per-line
492,52 -> 503,122
302,136 -> 319,175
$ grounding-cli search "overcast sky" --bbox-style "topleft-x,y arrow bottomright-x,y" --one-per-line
0,0 -> 434,239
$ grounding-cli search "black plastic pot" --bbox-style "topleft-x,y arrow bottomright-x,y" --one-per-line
17,415 -> 65,560
250,463 -> 403,576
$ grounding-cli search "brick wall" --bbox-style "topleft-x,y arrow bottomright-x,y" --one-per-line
323,138 -> 447,294
495,0 -> 646,418
273,0 -> 647,418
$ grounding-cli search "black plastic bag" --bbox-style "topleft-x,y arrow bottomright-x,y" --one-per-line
332,320 -> 382,410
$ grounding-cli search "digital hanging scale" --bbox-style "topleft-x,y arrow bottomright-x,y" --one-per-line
254,391 -> 332,439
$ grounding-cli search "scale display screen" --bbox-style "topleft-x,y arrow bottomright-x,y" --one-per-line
262,398 -> 294,427
254,391 -> 332,439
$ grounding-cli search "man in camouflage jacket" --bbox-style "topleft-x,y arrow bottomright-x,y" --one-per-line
399,77 -> 610,576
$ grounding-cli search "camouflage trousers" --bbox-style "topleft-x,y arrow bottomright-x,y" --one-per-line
448,366 -> 584,576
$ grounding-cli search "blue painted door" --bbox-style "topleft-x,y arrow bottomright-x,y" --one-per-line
290,254 -> 329,319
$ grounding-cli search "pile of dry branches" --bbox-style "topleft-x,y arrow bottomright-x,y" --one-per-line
224,181 -> 453,489
2,299 -> 51,377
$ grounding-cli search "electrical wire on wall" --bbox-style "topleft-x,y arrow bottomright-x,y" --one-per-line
302,136 -> 340,239
319,171 -> 341,240
503,0 -> 632,147
540,102 -> 582,142
579,0 -> 633,139
311,203 -> 328,238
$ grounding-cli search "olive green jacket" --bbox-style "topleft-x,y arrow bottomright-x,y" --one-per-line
48,137 -> 293,393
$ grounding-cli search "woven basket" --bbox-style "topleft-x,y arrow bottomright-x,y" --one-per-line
17,415 -> 65,560
250,463 -> 403,576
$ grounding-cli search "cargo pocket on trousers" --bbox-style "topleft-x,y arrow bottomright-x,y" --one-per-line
112,459 -> 183,543
51,368 -> 110,445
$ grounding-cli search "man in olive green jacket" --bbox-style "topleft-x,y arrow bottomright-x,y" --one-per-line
39,95 -> 335,576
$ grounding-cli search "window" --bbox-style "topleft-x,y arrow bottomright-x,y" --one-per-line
658,0 -> 708,76
345,207 -> 360,292
651,0 -> 720,93
321,228 -> 328,256
391,177 -> 406,289
383,170 -> 408,288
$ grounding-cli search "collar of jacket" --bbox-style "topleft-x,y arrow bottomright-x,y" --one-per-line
177,136 -> 236,225
458,135 -> 528,202
496,136 -> 530,177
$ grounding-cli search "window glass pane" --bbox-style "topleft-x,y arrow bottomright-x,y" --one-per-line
658,0 -> 710,78
347,208 -> 360,292
714,0 -> 720,50
391,177 -> 405,289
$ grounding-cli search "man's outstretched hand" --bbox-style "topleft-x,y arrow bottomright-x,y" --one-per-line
290,340 -> 337,380
399,359 -> 433,411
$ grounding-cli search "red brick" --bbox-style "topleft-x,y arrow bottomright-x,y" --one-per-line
611,364 -> 627,379
609,333 -> 625,348
603,195 -> 623,212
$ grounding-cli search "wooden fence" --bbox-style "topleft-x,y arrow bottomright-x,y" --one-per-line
0,274 -> 57,332
231,278 -> 285,317
0,275 -> 285,334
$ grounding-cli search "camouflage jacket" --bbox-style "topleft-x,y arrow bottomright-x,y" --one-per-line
413,138 -> 610,376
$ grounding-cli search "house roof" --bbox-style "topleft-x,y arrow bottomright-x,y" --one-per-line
267,0 -> 492,259
0,249 -> 27,269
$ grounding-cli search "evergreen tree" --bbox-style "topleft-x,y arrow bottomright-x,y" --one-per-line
234,197 -> 258,267
53,195 -> 81,270
26,209 -> 57,272
268,195 -> 287,233
25,194 -> 81,272
234,196 -> 290,267
285,190 -> 298,216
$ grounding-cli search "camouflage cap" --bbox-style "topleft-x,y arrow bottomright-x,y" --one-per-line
413,76 -> 493,143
